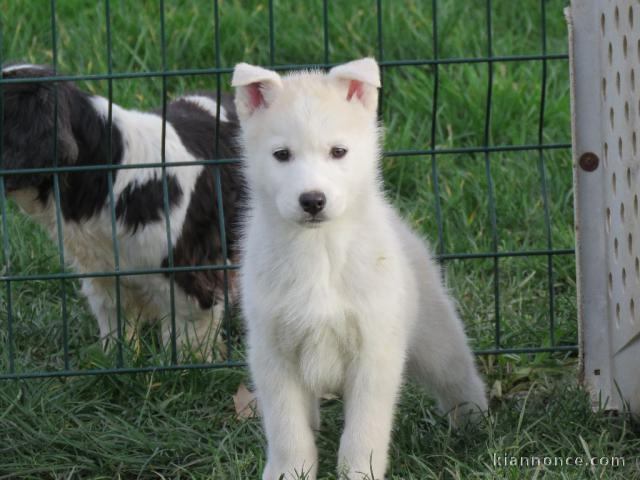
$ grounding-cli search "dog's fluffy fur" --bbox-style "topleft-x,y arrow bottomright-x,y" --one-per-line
2,64 -> 242,355
233,58 -> 487,479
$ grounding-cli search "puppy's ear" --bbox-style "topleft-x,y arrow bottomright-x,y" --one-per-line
231,63 -> 283,121
328,57 -> 380,113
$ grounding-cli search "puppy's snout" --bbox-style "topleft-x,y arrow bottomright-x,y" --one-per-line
299,191 -> 326,215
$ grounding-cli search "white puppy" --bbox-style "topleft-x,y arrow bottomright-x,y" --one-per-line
232,58 -> 487,480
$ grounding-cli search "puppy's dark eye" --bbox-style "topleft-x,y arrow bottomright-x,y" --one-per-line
330,147 -> 348,159
273,149 -> 291,162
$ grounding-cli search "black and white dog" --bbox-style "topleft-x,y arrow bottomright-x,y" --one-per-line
1,64 -> 242,356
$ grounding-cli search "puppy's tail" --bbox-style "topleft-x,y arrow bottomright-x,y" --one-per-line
406,284 -> 488,423
403,237 -> 488,423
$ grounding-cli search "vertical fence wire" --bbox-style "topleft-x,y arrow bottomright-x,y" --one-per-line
159,0 -> 179,364
0,13 -> 15,374
104,0 -> 124,367
322,0 -> 330,66
376,0 -> 384,114
49,0 -> 71,370
268,0 -> 275,65
0,185 -> 11,374
483,0 -> 501,350
430,0 -> 445,257
212,0 -> 232,361
537,0 -> 556,347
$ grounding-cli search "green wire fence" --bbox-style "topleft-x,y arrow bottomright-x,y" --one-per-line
0,0 -> 576,380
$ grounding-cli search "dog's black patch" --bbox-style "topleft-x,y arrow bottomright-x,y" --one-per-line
159,93 -> 237,159
115,174 -> 183,233
1,65 -> 124,222
161,95 -> 243,310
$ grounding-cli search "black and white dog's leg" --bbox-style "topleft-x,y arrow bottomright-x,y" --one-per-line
80,277 -> 120,347
159,293 -> 226,360
188,302 -> 226,359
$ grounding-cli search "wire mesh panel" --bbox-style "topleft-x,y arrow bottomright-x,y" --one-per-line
569,0 -> 640,413
0,0 -> 576,380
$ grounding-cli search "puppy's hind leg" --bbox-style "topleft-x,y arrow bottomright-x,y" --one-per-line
407,277 -> 488,425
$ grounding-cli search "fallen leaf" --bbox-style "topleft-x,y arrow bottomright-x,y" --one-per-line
233,383 -> 258,419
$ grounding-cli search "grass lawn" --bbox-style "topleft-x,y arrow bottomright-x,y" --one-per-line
1,0 -> 639,478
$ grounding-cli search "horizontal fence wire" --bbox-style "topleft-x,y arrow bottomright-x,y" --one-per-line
0,345 -> 581,381
0,248 -> 575,284
0,0 -> 576,380
0,54 -> 571,85
0,143 -> 572,177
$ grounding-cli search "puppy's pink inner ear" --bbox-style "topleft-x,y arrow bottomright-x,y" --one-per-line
248,82 -> 264,109
346,80 -> 365,101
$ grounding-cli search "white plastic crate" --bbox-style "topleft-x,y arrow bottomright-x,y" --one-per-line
568,0 -> 640,414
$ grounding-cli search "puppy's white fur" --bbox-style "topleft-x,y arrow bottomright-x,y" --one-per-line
234,58 -> 487,480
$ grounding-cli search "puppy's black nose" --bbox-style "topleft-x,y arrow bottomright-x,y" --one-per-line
299,191 -> 326,215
